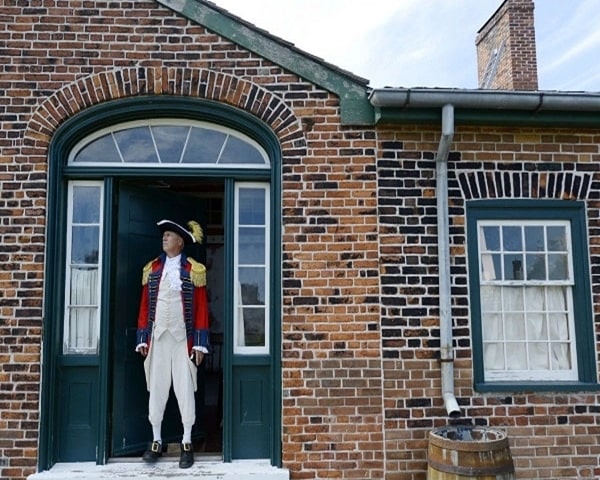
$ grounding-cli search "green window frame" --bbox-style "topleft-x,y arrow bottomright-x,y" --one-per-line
467,200 -> 598,392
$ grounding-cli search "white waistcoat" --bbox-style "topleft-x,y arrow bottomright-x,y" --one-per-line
152,274 -> 186,342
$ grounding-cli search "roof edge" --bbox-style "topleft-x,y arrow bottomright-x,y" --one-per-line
369,88 -> 600,127
155,0 -> 374,125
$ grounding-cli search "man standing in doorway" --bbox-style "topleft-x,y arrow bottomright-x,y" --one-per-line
135,219 -> 209,469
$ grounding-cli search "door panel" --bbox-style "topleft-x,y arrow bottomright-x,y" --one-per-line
111,183 -> 206,456
232,365 -> 271,459
57,365 -> 99,461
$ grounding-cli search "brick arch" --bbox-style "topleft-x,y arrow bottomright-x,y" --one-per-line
457,170 -> 592,201
23,66 -> 305,155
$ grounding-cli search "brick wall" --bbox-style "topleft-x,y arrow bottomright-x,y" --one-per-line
281,126 -> 382,478
1,1 -> 600,480
0,1 -> 385,479
377,124 -> 600,479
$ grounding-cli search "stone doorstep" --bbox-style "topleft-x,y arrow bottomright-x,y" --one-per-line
27,459 -> 290,480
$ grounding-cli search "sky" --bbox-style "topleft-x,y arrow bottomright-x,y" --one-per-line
213,0 -> 600,92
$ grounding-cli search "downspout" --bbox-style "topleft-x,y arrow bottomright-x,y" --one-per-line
436,104 -> 461,417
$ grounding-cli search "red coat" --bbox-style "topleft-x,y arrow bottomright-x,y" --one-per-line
136,252 -> 210,354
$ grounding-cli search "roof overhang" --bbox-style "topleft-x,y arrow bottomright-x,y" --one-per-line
156,0 -> 373,125
369,88 -> 600,127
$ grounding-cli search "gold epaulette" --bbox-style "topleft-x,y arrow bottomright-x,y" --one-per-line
141,258 -> 157,285
188,258 -> 206,287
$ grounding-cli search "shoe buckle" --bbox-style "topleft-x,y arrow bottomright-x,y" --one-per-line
151,441 -> 160,453
183,443 -> 191,452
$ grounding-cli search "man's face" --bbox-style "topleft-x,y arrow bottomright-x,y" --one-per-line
162,230 -> 184,257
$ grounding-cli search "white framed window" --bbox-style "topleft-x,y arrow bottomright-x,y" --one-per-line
477,220 -> 577,382
233,183 -> 270,355
63,181 -> 103,355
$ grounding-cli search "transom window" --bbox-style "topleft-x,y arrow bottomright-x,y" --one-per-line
68,119 -> 269,167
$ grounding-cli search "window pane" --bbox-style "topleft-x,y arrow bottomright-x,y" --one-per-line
71,226 -> 100,264
152,126 -> 189,163
66,307 -> 98,354
113,127 -> 158,163
481,253 -> 500,281
482,313 -> 502,341
551,344 -> 571,369
239,188 -> 266,225
220,136 -> 266,164
548,254 -> 568,280
484,342 -> 504,370
526,253 -> 546,280
502,226 -> 522,251
529,343 -> 549,369
506,344 -> 526,369
239,267 -> 266,305
525,313 -> 546,340
525,226 -> 544,251
547,226 -> 567,251
238,227 -> 265,265
504,254 -> 523,280
237,307 -> 265,347
70,267 -> 99,305
505,313 -> 524,340
182,127 -> 226,164
72,186 -> 101,223
73,134 -> 121,163
481,226 -> 500,251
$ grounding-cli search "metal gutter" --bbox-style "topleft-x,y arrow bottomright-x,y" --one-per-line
369,88 -> 600,126
369,88 -> 600,111
436,104 -> 460,418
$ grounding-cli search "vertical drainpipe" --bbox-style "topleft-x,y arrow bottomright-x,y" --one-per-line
436,104 -> 461,417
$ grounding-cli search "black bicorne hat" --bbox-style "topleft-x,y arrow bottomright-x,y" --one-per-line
157,219 -> 203,245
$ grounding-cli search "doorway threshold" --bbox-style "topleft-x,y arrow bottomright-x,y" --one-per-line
27,459 -> 290,480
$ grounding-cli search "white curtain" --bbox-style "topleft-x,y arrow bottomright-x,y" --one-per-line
237,280 -> 246,347
480,251 -> 570,374
66,267 -> 99,353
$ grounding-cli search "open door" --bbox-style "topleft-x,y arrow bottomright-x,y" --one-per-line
110,182 -> 207,456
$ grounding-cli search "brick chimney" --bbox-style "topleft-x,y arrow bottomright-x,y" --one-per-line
475,0 -> 538,90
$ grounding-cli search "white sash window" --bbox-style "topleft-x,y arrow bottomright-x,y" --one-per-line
63,181 -> 104,354
233,183 -> 270,355
477,220 -> 577,381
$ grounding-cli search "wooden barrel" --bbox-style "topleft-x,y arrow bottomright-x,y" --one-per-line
427,426 -> 515,480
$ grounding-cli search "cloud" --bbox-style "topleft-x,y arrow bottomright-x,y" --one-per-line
213,0 -> 600,92
536,0 -> 600,90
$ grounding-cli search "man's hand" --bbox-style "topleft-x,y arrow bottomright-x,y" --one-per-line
138,345 -> 148,357
193,350 -> 204,366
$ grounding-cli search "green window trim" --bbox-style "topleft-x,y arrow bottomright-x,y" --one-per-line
466,200 -> 597,392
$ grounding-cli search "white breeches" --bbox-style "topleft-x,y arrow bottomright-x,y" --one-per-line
145,330 -> 197,427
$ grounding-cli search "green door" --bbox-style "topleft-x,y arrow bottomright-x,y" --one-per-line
111,182 -> 206,456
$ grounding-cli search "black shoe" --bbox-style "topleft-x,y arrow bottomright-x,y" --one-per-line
142,441 -> 162,462
179,442 -> 194,468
